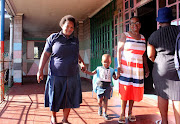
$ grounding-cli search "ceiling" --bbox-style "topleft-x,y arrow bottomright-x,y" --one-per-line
5,0 -> 112,34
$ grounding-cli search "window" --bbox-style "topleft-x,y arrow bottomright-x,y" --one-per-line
171,5 -> 177,19
168,0 -> 176,5
27,41 -> 45,59
159,0 -> 166,8
157,0 -> 180,26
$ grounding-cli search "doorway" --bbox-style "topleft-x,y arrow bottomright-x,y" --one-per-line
137,0 -> 157,94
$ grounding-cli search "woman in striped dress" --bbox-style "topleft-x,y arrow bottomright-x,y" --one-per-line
117,16 -> 149,123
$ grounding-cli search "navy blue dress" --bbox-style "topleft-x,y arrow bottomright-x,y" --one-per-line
44,31 -> 82,112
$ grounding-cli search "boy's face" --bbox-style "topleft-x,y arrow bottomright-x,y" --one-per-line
101,55 -> 111,68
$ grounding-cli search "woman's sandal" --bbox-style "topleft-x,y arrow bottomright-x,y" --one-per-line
155,120 -> 162,124
50,121 -> 56,124
118,115 -> 126,124
128,114 -> 136,122
50,116 -> 57,124
62,119 -> 71,124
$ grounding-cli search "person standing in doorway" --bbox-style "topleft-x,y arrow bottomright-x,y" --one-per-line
147,7 -> 180,124
37,15 -> 86,124
117,16 -> 149,123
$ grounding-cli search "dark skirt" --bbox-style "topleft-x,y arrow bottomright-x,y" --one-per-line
44,73 -> 82,112
153,55 -> 180,101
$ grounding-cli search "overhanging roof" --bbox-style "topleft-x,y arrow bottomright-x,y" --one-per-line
5,0 -> 112,34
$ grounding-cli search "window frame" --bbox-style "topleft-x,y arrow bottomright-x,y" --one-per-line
26,40 -> 46,59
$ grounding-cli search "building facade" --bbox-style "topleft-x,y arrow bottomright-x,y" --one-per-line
2,0 -> 180,90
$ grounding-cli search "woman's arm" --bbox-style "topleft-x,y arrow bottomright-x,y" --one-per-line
78,54 -> 86,72
117,33 -> 126,77
37,51 -> 51,83
147,42 -> 156,62
143,52 -> 150,78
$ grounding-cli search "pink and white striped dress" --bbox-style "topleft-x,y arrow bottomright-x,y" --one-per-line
119,32 -> 146,102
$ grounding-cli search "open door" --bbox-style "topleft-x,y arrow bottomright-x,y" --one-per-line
138,0 -> 157,94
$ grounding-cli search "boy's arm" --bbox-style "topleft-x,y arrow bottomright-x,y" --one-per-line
84,70 -> 97,76
112,72 -> 119,80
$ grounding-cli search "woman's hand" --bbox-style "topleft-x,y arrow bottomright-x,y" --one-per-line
37,70 -> 44,83
117,66 -> 123,78
145,67 -> 150,78
80,64 -> 87,72
78,54 -> 87,72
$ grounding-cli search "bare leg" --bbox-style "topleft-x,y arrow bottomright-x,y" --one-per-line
121,100 -> 127,116
51,111 -> 57,123
63,108 -> 71,123
158,96 -> 168,124
98,97 -> 103,107
172,100 -> 180,124
103,97 -> 108,114
128,100 -> 134,115
98,97 -> 103,115
118,100 -> 127,123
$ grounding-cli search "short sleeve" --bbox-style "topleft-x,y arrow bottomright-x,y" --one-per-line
94,67 -> 98,73
44,33 -> 57,53
148,31 -> 157,47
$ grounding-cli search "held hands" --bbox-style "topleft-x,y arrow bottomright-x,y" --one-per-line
80,64 -> 87,72
117,66 -> 123,78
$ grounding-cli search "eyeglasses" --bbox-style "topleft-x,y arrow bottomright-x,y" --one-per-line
130,21 -> 140,25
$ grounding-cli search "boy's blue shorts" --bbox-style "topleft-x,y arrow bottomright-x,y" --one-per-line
97,86 -> 112,99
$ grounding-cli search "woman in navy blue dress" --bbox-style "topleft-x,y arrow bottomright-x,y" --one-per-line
37,15 -> 86,124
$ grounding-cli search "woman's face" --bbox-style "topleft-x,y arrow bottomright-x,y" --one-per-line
130,18 -> 141,32
62,20 -> 74,36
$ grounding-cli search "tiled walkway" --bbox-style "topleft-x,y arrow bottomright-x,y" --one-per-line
0,79 -> 176,124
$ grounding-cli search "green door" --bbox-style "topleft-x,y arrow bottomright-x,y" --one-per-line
90,1 -> 115,71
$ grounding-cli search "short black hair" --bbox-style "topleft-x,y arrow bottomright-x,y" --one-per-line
59,15 -> 76,28
130,16 -> 140,23
130,16 -> 140,20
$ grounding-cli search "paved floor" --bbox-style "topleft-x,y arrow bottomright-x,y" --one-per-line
0,78 -> 176,124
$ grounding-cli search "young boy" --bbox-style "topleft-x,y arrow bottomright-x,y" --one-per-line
84,54 -> 118,120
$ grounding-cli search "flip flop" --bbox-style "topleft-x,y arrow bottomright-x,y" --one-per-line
50,116 -> 57,124
118,115 -> 126,124
62,119 -> 71,124
128,114 -> 136,122
155,120 -> 162,124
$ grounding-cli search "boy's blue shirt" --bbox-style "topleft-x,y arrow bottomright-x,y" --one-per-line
92,66 -> 115,93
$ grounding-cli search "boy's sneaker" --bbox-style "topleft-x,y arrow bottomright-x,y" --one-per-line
103,112 -> 109,120
98,107 -> 102,116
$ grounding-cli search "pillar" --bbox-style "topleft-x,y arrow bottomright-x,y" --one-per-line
13,13 -> 23,85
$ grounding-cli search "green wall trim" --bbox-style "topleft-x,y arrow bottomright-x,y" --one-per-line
24,38 -> 46,41
90,0 -> 115,71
